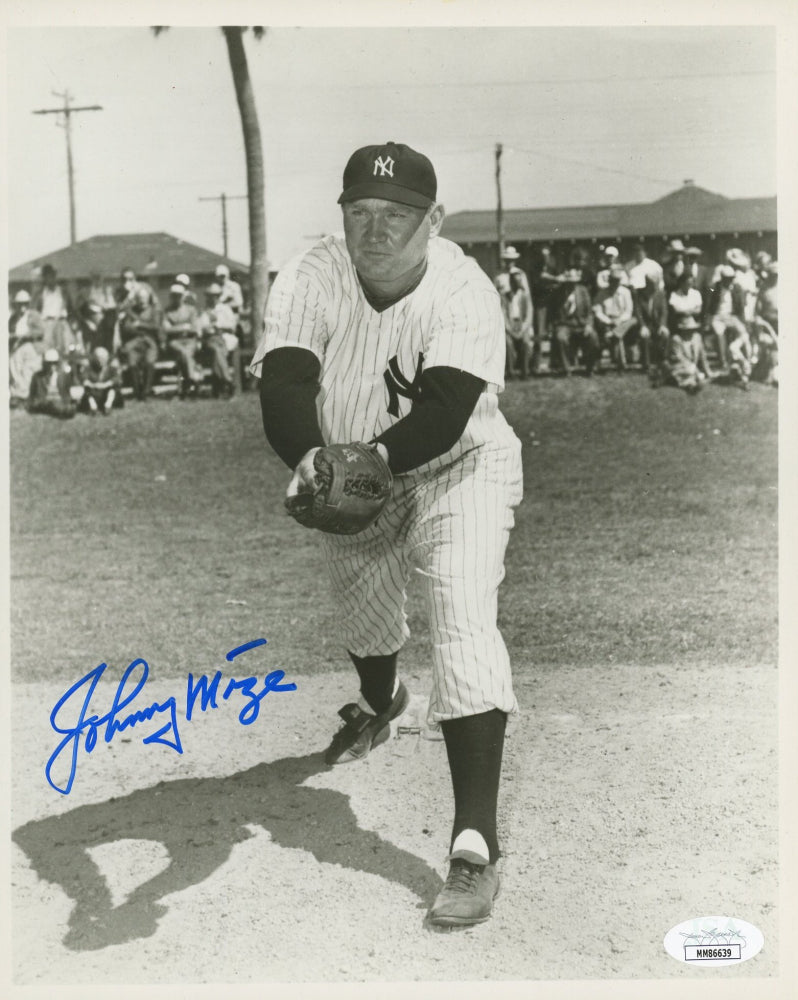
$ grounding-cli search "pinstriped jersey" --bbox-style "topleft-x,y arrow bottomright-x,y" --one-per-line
250,234 -> 519,476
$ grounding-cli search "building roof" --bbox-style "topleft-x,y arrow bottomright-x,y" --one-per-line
8,232 -> 248,283
440,184 -> 777,245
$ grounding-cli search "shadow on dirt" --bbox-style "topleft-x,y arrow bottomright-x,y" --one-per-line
13,752 -> 443,951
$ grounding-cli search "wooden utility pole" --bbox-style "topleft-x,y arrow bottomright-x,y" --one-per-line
495,142 -> 505,266
199,192 -> 248,258
33,91 -> 102,245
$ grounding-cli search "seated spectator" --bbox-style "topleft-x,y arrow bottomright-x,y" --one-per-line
162,283 -> 204,397
550,268 -> 598,376
662,315 -> 713,394
77,302 -> 107,354
706,264 -> 751,386
634,274 -> 669,380
197,284 -> 236,397
215,264 -> 244,316
78,272 -> 117,352
116,267 -> 161,401
175,272 -> 197,307
753,261 -> 778,386
596,245 -> 627,290
28,348 -> 76,418
501,269 -> 534,380
592,264 -> 636,372
9,290 -> 44,407
667,271 -> 702,335
627,241 -> 664,293
81,346 -> 123,415
33,263 -> 77,355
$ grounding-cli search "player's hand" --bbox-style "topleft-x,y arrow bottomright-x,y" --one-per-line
286,447 -> 322,498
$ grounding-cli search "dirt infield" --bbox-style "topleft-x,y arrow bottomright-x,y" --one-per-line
8,381 -> 780,989
11,660 -> 778,984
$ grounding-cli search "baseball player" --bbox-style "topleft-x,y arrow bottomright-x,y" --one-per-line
252,141 -> 523,927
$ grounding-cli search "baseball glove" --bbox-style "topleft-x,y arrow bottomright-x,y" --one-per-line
284,442 -> 393,535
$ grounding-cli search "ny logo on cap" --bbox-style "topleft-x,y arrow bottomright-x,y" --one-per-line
373,155 -> 395,178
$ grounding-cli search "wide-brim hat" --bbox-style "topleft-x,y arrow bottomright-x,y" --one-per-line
207,283 -> 223,295
685,246 -> 703,257
43,348 -> 60,362
14,289 -> 31,304
501,245 -> 521,260
667,239 -> 687,253
338,141 -> 437,209
717,264 -> 735,279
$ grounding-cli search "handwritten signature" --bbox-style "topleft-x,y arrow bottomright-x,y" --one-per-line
46,638 -> 296,795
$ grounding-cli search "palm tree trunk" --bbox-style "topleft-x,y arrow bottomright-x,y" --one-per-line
222,26 -> 267,349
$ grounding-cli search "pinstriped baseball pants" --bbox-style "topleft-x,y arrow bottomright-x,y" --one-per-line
322,443 -> 523,724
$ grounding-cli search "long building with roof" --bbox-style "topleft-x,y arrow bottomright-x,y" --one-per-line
8,232 -> 250,306
440,181 -> 777,278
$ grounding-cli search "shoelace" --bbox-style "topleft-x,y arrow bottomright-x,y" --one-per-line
444,860 -> 483,894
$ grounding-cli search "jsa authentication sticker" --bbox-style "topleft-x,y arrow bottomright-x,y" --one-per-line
664,916 -> 764,967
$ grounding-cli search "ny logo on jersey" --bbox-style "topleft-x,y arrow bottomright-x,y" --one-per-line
373,155 -> 395,178
384,353 -> 424,418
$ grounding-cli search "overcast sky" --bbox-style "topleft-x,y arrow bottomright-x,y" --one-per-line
5,20 -> 780,270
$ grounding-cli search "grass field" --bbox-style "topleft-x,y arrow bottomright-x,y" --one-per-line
9,374 -> 778,685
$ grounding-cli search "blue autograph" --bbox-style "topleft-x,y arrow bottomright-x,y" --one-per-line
46,638 -> 296,795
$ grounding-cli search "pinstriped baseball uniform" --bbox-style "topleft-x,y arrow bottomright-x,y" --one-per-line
251,233 -> 523,723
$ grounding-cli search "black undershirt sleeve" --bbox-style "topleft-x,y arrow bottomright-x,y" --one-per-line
258,347 -> 485,475
374,366 -> 485,474
259,347 -> 326,469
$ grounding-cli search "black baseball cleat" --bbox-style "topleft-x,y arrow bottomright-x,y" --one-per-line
324,681 -> 409,765
428,856 -> 500,927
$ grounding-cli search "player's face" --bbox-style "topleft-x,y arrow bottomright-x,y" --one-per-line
342,198 -> 444,289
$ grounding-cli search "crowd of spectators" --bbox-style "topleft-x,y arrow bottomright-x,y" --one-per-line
8,263 -> 247,418
8,238 -> 780,420
495,239 -> 779,393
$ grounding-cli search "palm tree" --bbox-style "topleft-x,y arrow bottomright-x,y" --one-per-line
154,26 -> 268,343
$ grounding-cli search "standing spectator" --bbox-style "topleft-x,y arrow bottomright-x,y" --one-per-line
162,283 -> 203,397
753,261 -> 778,386
592,264 -> 636,372
684,246 -> 712,324
33,264 -> 77,355
501,269 -> 534,380
726,248 -> 758,327
569,246 -> 597,296
662,239 -> 688,292
530,246 -> 562,374
550,268 -> 598,376
8,290 -> 44,407
627,241 -> 664,293
116,267 -> 160,401
706,264 -> 750,384
27,348 -> 76,418
81,346 -> 122,415
197,284 -> 236,397
215,264 -> 244,316
634,274 -> 669,380
662,314 -> 713,394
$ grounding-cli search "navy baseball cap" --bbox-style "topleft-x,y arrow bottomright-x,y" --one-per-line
338,141 -> 437,209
